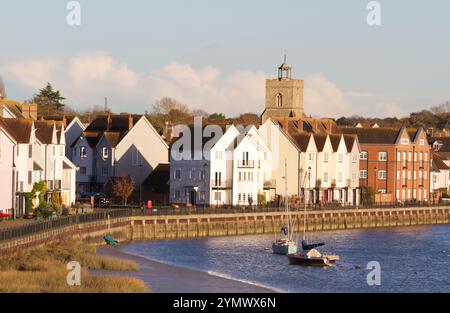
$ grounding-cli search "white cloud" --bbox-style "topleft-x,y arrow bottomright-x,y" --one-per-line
304,74 -> 406,118
0,53 -> 266,116
0,52 -> 406,118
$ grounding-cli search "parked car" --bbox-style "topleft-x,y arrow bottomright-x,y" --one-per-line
93,193 -> 111,207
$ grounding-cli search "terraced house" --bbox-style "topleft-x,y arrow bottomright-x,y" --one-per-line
341,127 -> 431,203
70,114 -> 168,199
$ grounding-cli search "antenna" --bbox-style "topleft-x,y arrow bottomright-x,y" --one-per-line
283,49 -> 287,63
104,97 -> 108,111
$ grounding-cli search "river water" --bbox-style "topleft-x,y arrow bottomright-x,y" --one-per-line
121,225 -> 450,292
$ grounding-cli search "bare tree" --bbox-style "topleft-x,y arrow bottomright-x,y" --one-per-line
152,97 -> 190,115
0,77 -> 6,99
430,101 -> 450,114
106,176 -> 135,205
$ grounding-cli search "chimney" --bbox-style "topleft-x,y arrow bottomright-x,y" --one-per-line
128,114 -> 133,130
313,120 -> 318,133
298,118 -> 303,132
62,115 -> 67,127
327,119 -> 333,134
107,113 -> 112,130
282,118 -> 289,132
164,121 -> 173,142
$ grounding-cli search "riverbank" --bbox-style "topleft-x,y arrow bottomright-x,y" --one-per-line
96,244 -> 276,293
0,239 -> 149,292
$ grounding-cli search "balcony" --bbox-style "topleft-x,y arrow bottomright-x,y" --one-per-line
237,160 -> 255,168
211,180 -> 231,189
263,179 -> 276,189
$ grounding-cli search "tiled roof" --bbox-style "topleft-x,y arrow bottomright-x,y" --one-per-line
103,132 -> 125,148
432,153 -> 450,170
340,127 -> 402,144
343,134 -> 357,152
290,133 -> 312,151
329,134 -> 342,152
313,134 -> 327,152
0,117 -> 33,143
34,120 -> 55,144
0,101 -> 26,118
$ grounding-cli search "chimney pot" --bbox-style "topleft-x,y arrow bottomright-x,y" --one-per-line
128,114 -> 133,130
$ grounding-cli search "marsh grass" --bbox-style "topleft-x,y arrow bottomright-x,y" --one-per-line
0,239 -> 148,293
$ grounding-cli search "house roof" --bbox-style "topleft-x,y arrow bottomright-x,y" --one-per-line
313,134 -> 327,152
142,163 -> 170,193
0,117 -> 33,143
429,137 -> 450,152
290,133 -> 312,151
432,153 -> 450,171
340,127 -> 402,145
343,134 -> 357,152
73,114 -> 143,148
34,120 -> 55,144
0,101 -> 26,118
329,134 -> 342,152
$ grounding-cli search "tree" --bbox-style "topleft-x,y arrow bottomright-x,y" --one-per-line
34,83 -> 66,116
0,77 -> 6,99
106,176 -> 135,205
152,97 -> 190,115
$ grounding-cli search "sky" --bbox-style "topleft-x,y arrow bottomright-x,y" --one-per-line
0,0 -> 449,118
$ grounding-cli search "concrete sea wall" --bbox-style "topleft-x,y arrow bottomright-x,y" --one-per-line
1,206 -> 449,252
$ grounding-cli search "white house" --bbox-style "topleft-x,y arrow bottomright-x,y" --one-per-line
35,120 -> 77,206
0,117 -> 42,216
430,153 -> 450,196
0,121 -> 16,216
170,124 -> 273,206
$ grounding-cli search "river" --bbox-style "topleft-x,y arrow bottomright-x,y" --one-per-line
120,225 -> 450,292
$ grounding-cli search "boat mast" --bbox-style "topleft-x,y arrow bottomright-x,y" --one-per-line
303,169 -> 307,241
284,158 -> 289,240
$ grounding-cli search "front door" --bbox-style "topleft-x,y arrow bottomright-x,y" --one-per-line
189,190 -> 196,205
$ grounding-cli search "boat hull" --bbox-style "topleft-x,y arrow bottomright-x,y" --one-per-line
287,254 -> 338,267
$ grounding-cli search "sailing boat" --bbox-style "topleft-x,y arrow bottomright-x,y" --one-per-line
272,159 -> 298,255
287,168 -> 339,266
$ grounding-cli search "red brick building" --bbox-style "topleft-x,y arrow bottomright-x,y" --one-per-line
341,127 -> 431,203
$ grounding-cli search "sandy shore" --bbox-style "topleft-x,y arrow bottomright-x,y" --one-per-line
95,244 -> 276,293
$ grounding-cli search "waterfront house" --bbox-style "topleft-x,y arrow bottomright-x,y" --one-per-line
71,114 -> 169,200
34,120 -> 77,206
0,117 -> 42,217
0,121 -> 16,216
170,124 -> 273,206
341,127 -> 432,203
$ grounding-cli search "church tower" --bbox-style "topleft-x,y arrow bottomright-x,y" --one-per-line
261,56 -> 304,123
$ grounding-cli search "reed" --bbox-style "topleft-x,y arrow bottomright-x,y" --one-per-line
0,239 -> 148,293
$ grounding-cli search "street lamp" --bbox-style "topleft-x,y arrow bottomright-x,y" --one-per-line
308,166 -> 311,205
202,162 -> 208,209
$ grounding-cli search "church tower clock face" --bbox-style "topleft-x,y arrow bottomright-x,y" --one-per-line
261,55 -> 304,123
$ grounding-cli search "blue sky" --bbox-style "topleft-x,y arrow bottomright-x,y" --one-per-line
1,0 -> 449,118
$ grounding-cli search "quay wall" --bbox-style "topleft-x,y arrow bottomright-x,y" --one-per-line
1,206 -> 449,252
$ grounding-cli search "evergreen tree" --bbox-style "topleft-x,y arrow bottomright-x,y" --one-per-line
34,83 -> 66,116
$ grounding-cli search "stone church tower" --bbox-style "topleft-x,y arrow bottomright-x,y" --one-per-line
261,57 -> 304,123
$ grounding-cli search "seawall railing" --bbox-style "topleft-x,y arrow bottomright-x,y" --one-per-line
1,202 -> 449,242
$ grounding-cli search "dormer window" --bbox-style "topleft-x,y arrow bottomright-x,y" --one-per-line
400,138 -> 409,145
102,147 -> 109,159
80,146 -> 87,159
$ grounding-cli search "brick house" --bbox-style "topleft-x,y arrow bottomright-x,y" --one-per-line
341,127 -> 431,203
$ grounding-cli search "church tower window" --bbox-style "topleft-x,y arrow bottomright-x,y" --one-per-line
276,93 -> 283,107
